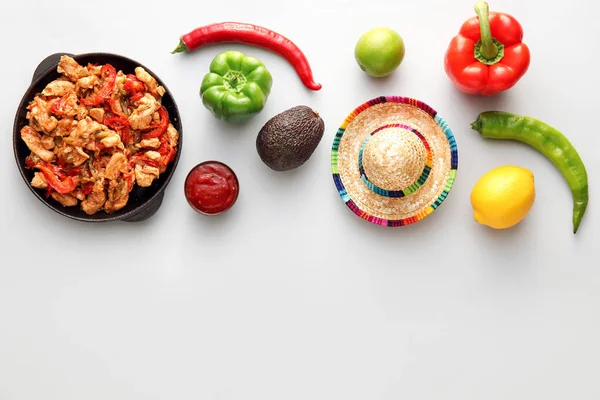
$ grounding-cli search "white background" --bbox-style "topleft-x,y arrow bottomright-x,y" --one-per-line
1,0 -> 598,399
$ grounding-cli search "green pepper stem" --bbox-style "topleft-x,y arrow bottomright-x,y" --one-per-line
474,1 -> 498,60
171,38 -> 189,54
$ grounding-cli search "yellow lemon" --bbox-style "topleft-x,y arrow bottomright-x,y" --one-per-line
470,165 -> 536,229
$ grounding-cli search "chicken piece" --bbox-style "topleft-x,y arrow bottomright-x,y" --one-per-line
76,104 -> 89,120
57,56 -> 87,82
54,118 -> 76,137
89,108 -> 105,122
104,178 -> 129,213
145,151 -> 161,161
51,192 -> 79,207
166,124 -> 179,147
109,94 -> 126,116
128,93 -> 160,130
86,64 -> 103,76
134,67 -> 165,96
31,172 -> 48,189
40,135 -> 55,150
47,92 -> 81,119
21,126 -> 54,162
81,178 -> 106,215
42,80 -> 75,97
135,164 -> 159,187
105,153 -> 128,180
27,97 -> 58,133
135,137 -> 160,149
75,75 -> 98,92
115,71 -> 127,92
72,118 -> 104,146
100,134 -> 122,149
59,145 -> 89,167
73,189 -> 86,201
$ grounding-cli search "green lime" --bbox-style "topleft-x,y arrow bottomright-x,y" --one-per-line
354,27 -> 405,78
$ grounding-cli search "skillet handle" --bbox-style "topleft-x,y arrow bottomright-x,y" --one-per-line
121,191 -> 165,222
32,53 -> 74,83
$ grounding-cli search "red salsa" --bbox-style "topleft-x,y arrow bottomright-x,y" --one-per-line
184,161 -> 239,215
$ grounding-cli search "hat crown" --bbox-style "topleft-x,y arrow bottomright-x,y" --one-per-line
360,127 -> 428,193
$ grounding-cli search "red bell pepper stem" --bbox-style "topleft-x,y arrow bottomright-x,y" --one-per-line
475,2 -> 498,60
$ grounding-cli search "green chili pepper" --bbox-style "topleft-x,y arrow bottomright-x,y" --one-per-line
471,111 -> 589,233
200,50 -> 273,123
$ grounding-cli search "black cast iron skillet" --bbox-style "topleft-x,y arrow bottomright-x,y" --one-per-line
13,53 -> 183,222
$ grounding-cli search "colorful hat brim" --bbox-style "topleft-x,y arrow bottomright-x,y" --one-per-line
331,96 -> 458,227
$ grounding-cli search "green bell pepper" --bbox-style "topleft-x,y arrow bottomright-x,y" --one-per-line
200,51 -> 273,123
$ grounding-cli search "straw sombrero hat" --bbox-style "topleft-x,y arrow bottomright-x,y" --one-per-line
331,96 -> 458,227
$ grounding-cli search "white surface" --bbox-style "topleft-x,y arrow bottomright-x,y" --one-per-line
0,0 -> 598,399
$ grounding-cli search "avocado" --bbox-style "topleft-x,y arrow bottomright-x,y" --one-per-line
256,106 -> 325,171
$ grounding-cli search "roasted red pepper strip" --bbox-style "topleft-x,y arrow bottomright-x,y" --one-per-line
142,107 -> 169,139
133,155 -> 159,168
109,97 -> 127,118
25,156 -> 36,169
83,182 -> 94,195
42,162 -> 67,180
35,164 -> 76,194
104,116 -> 131,144
130,92 -> 144,102
444,2 -> 530,95
49,94 -> 69,115
104,116 -> 130,130
172,22 -> 321,91
80,64 -> 117,106
124,74 -> 145,94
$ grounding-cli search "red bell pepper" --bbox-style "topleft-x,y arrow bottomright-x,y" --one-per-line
108,97 -> 128,118
49,94 -> 69,115
83,182 -> 94,195
444,1 -> 530,95
124,74 -> 145,94
80,64 -> 117,106
142,107 -> 169,139
130,92 -> 144,102
35,163 -> 76,194
104,116 -> 131,144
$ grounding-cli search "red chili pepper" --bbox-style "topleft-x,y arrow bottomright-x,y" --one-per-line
444,1 -> 530,95
142,107 -> 169,140
172,22 -> 322,91
35,164 -> 76,194
80,64 -> 117,106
